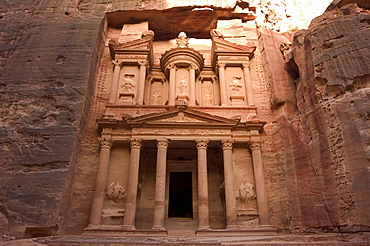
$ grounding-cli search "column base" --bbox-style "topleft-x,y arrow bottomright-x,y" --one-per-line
258,224 -> 275,229
152,225 -> 166,231
226,224 -> 239,230
121,225 -> 136,231
197,226 -> 211,231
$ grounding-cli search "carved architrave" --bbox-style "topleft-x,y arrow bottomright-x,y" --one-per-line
116,54 -> 148,61
132,128 -> 230,136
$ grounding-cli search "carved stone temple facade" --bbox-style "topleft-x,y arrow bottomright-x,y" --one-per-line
82,20 -> 275,236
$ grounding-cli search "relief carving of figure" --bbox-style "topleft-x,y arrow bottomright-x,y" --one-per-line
239,182 -> 256,204
177,77 -> 188,95
151,92 -> 162,105
121,74 -> 136,93
176,32 -> 189,48
229,76 -> 242,95
106,182 -> 126,204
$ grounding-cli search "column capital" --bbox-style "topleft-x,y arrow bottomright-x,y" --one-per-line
167,63 -> 176,69
138,60 -> 148,67
98,137 -> 112,149
221,139 -> 234,150
196,139 -> 209,149
112,60 -> 122,66
248,140 -> 263,150
242,59 -> 251,69
217,61 -> 227,68
129,138 -> 142,149
189,63 -> 198,70
157,139 -> 169,149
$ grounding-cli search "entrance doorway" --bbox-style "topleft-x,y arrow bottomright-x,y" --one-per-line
168,172 -> 193,218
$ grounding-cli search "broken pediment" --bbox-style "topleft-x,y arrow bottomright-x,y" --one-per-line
211,30 -> 256,67
109,31 -> 154,63
125,108 -> 239,127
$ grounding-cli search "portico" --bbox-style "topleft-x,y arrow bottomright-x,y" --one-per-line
84,106 -> 274,236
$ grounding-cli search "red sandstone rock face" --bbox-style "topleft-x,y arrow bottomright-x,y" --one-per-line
262,2 -> 370,232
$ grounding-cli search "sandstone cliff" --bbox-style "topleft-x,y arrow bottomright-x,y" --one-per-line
260,1 -> 370,232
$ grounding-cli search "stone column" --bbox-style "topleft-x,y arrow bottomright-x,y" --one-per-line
152,139 -> 169,230
122,139 -> 142,230
189,65 -> 196,106
109,60 -> 122,103
242,60 -> 255,106
136,60 -> 148,105
89,137 -> 112,226
196,140 -> 210,230
217,61 -> 228,106
249,140 -> 271,227
168,63 -> 176,105
222,139 -> 238,229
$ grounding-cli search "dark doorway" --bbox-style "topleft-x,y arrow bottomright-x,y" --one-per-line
168,172 -> 193,218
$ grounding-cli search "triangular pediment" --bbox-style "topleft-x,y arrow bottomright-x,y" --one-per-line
125,108 -> 238,127
109,35 -> 154,59
212,37 -> 256,54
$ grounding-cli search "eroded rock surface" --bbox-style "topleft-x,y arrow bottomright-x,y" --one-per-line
261,1 -> 370,232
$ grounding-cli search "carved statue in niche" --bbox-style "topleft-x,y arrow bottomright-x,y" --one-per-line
151,92 -> 162,105
106,182 -> 126,204
120,74 -> 136,93
229,76 -> 242,95
176,32 -> 189,48
239,182 -> 256,207
202,81 -> 214,106
177,76 -> 188,95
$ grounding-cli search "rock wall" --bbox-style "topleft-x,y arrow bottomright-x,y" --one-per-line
260,1 -> 370,232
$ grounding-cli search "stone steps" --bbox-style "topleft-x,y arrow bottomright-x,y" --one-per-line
36,235 -> 369,246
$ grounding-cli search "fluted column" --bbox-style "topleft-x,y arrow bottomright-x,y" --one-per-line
217,62 -> 228,106
136,60 -> 148,105
242,60 -> 255,106
222,139 -> 238,229
249,140 -> 270,227
168,63 -> 176,105
152,139 -> 169,230
109,60 -> 122,103
196,140 -> 210,230
89,137 -> 112,226
189,65 -> 196,106
122,139 -> 142,230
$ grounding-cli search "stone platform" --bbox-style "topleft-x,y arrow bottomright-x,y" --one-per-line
29,233 -> 370,246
